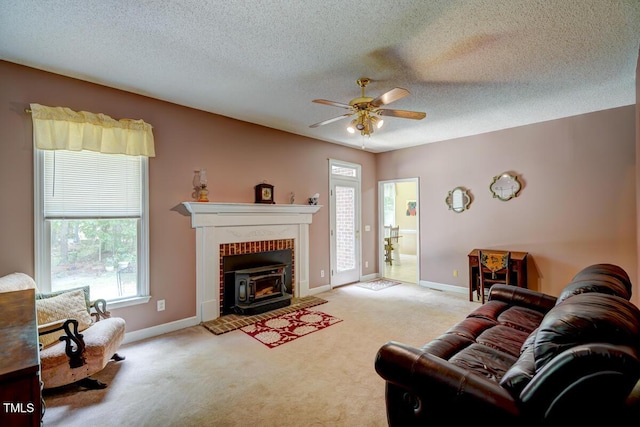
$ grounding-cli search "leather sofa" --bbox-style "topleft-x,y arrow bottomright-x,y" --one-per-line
375,264 -> 640,425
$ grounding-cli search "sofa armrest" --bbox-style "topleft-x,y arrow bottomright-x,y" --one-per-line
488,284 -> 557,312
375,341 -> 520,424
519,343 -> 640,423
90,298 -> 111,322
38,318 -> 86,369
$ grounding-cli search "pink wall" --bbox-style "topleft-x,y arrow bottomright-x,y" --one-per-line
377,106 -> 637,303
0,61 -> 377,331
636,46 -> 640,308
0,60 -> 637,332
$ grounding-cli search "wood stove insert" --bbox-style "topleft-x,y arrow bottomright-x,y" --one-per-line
222,248 -> 293,315
225,264 -> 292,315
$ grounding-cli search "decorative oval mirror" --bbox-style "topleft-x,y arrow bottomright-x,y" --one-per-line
490,172 -> 521,201
445,187 -> 471,213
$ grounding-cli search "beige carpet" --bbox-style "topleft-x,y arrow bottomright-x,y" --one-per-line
42,282 -> 478,427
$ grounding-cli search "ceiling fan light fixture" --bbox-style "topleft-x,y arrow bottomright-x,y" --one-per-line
370,115 -> 383,130
347,117 -> 360,133
310,77 -> 425,139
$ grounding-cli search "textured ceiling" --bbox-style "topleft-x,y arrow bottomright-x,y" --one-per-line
1,0 -> 639,153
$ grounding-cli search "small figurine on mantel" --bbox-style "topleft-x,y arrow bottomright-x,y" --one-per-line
290,192 -> 295,204
193,168 -> 209,202
308,193 -> 319,205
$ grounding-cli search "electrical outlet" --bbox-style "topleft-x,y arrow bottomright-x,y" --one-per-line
320,270 -> 325,278
157,299 -> 165,311
365,261 -> 369,268
453,269 -> 458,277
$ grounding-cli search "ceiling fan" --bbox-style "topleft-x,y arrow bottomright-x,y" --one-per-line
309,77 -> 426,136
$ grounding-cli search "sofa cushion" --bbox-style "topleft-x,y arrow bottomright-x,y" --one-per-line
499,329 -> 538,395
468,299 -> 548,334
556,263 -> 633,305
421,333 -> 475,360
445,316 -> 497,341
496,305 -> 546,333
36,285 -> 91,312
488,284 -> 557,311
534,293 -> 640,372
556,276 -> 631,305
449,343 -> 518,382
499,344 -> 536,396
571,263 -> 632,295
476,325 -> 530,357
36,288 -> 93,347
422,317 -> 497,360
520,326 -> 538,353
467,299 -> 509,322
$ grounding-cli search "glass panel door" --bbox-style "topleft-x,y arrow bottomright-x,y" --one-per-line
330,160 -> 361,287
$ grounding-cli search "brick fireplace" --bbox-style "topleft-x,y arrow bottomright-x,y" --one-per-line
182,202 -> 321,322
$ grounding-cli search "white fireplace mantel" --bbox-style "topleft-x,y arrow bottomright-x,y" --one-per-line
182,202 -> 322,322
183,202 -> 322,216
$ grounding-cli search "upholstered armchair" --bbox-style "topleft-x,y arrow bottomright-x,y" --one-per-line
0,272 -> 126,390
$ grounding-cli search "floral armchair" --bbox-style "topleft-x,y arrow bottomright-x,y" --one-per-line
0,272 -> 126,390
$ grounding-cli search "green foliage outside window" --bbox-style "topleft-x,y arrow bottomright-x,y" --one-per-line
50,219 -> 138,298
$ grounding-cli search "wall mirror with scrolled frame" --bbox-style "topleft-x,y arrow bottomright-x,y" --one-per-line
445,187 -> 471,213
490,172 -> 521,201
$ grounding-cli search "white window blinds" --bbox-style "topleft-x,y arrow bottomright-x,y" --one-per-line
43,150 -> 142,219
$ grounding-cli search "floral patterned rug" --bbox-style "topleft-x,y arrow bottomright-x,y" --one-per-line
240,308 -> 342,348
202,296 -> 327,335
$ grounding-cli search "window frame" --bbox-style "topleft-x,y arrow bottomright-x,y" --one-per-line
34,149 -> 151,309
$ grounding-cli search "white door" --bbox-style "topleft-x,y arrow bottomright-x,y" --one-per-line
330,160 -> 361,287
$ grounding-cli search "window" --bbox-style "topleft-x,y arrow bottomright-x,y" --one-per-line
35,149 -> 150,307
30,103 -> 154,307
331,164 -> 358,178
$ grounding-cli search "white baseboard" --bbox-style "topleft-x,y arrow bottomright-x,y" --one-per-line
308,284 -> 331,295
122,316 -> 200,344
308,273 -> 378,295
419,280 -> 468,295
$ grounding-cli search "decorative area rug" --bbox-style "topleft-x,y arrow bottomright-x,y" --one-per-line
201,295 -> 328,335
355,279 -> 401,291
240,308 -> 342,348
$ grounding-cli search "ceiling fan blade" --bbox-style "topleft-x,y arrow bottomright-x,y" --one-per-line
377,109 -> 426,120
309,113 -> 353,128
312,99 -> 352,109
370,87 -> 410,107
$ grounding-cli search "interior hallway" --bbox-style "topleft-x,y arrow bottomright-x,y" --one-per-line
383,254 -> 418,284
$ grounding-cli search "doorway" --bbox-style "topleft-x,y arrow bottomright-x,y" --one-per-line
330,159 -> 361,287
379,178 -> 419,284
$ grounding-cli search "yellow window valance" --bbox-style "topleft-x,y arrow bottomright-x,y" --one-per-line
30,103 -> 155,157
